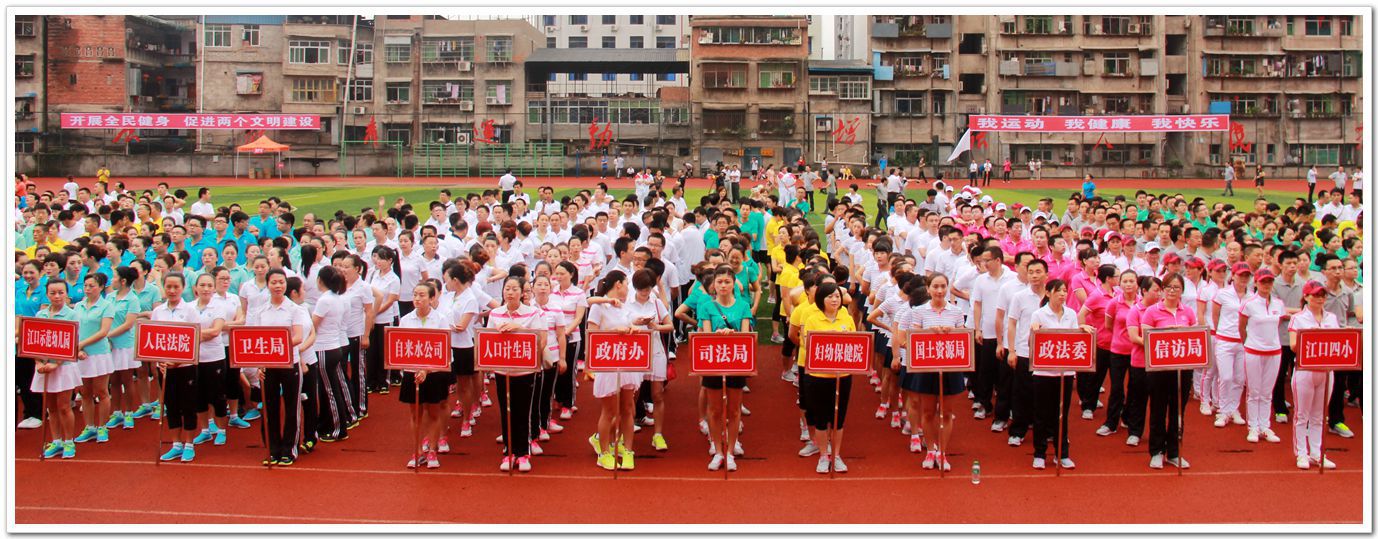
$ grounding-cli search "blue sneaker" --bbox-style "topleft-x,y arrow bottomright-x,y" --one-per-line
160,445 -> 184,461
207,421 -> 222,433
123,414 -> 135,430
242,408 -> 262,421
62,441 -> 76,459
104,413 -> 124,429
42,442 -> 63,459
192,431 -> 213,445
96,427 -> 110,443
213,430 -> 227,446
228,416 -> 251,429
74,427 -> 98,443
130,404 -> 153,419
151,404 -> 161,421
180,446 -> 195,462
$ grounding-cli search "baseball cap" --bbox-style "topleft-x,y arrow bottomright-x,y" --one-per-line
980,195 -> 994,205
995,203 -> 1007,211
1183,256 -> 1204,269
1145,241 -> 1162,252
1303,281 -> 1327,296
1080,226 -> 1094,236
1232,262 -> 1254,276
1208,259 -> 1228,272
1019,206 -> 1033,213
1164,252 -> 1182,265
1254,268 -> 1276,282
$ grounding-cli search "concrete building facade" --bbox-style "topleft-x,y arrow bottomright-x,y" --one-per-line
15,15 -> 45,169
527,14 -> 690,97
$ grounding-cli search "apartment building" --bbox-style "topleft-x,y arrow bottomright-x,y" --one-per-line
15,15 -> 45,168
528,14 -> 689,96
809,15 -> 869,61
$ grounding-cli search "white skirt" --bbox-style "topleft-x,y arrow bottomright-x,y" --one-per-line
78,352 -> 115,379
32,362 -> 82,393
112,347 -> 138,371
645,351 -> 668,383
592,371 -> 644,399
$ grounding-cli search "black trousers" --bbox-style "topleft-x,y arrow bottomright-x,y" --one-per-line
300,362 -> 320,445
554,341 -> 578,409
972,338 -> 998,414
805,189 -> 815,209
15,353 -> 42,420
1033,375 -> 1074,460
530,366 -> 558,437
1125,365 -> 1148,438
264,367 -> 302,460
1076,347 -> 1111,413
994,350 -> 1016,423
730,183 -> 740,204
634,380 -> 653,422
345,336 -> 365,416
1147,370 -> 1191,458
1328,370 -> 1360,427
1307,182 -> 1317,204
164,366 -> 199,432
316,347 -> 353,438
1273,345 -> 1295,415
496,373 -> 536,458
1008,357 -> 1035,439
367,322 -> 391,393
196,362 -> 228,418
1101,352 -> 1131,432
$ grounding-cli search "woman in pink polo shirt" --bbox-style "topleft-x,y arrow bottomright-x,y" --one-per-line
1210,263 -> 1253,429
1129,272 -> 1196,469
1122,275 -> 1162,450
1076,262 -> 1118,421
1287,281 -> 1339,469
1239,268 -> 1287,444
1096,270 -> 1140,442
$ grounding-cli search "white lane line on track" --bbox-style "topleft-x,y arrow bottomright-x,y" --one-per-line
14,505 -> 453,524
15,458 -> 1359,482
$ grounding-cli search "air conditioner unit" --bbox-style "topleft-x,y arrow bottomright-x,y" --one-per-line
653,25 -> 663,33
458,100 -> 474,111
486,96 -> 503,105
610,25 -> 618,31
1093,24 -> 1102,35
545,26 -> 556,33
580,25 -> 589,32
456,61 -> 472,71
455,132 -> 471,144
748,132 -> 760,140
352,106 -> 368,114
1129,24 -> 1141,33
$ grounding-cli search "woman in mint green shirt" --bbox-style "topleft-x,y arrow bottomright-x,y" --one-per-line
72,274 -> 115,444
696,267 -> 755,472
34,281 -> 82,459
104,266 -> 144,431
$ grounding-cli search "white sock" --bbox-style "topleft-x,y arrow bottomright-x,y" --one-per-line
171,442 -> 184,450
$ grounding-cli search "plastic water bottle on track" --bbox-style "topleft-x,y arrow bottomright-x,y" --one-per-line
971,460 -> 981,484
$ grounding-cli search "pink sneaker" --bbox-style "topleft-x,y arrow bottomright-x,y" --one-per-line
517,456 -> 532,472
459,423 -> 473,437
559,408 -> 574,420
438,437 -> 451,453
547,420 -> 565,433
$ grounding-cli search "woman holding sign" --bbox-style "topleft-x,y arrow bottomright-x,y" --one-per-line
398,281 -> 453,469
72,273 -> 115,444
1028,279 -> 1093,470
698,266 -> 754,471
1129,273 -> 1196,469
897,273 -> 967,472
586,271 -> 643,471
1287,281 -> 1340,469
150,274 -> 202,462
487,275 -> 547,473
798,281 -> 857,474
249,269 -> 313,466
32,281 -> 82,459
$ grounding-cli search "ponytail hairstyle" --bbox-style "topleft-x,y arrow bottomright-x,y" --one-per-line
286,276 -> 304,298
445,260 -> 476,286
299,243 -> 320,278
1042,279 -> 1068,307
596,270 -> 627,297
348,253 -> 368,280
556,260 -> 579,286
372,245 -> 402,281
317,264 -> 348,295
114,266 -> 138,289
1096,263 -> 1119,284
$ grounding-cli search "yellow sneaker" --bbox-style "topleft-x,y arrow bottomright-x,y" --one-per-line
651,433 -> 669,452
618,449 -> 635,471
588,433 -> 600,455
596,451 -> 616,470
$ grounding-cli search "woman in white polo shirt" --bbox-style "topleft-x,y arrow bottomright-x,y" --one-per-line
248,269 -> 313,466
1239,268 -> 1287,444
1287,281 -> 1340,469
1028,279 -> 1094,470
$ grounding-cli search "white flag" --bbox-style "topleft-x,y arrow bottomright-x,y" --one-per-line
946,128 -> 972,163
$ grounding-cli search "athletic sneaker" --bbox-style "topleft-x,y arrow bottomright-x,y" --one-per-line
277,456 -> 295,466
451,404 -> 463,418
939,454 -> 952,472
517,456 -> 531,472
60,441 -> 76,459
18,417 -> 42,429
909,434 -> 924,453
192,430 -> 213,445
1125,435 -> 1141,446
832,456 -> 848,473
1246,428 -> 1260,443
1200,402 -> 1213,416
1230,412 -> 1245,425
480,393 -> 493,407
890,413 -> 902,429
123,415 -> 135,430
421,438 -> 432,453
726,455 -> 738,472
708,454 -> 725,471
494,434 -> 504,444
990,420 -> 1007,432
438,437 -> 451,453
1080,410 -> 1094,420
1213,414 -> 1229,428
708,442 -> 717,456
1007,436 -> 1022,447
1296,455 -> 1311,469
1059,458 -> 1076,470
1313,456 -> 1337,469
618,450 -> 635,471
639,416 -> 655,427
407,453 -> 427,469
1275,413 -> 1289,424
1329,423 -> 1355,438
652,433 -> 668,451
214,430 -> 227,446
547,420 -> 564,433
1262,429 -> 1281,443
816,455 -> 831,474
1095,425 -> 1114,436
922,450 -> 937,469
74,426 -> 98,443
426,451 -> 440,469
242,408 -> 262,421
151,404 -> 161,421
1167,456 -> 1190,469
263,456 -> 277,466
588,433 -> 601,455
459,424 -> 473,438
180,446 -> 195,462
130,403 -> 154,419
1148,454 -> 1164,469
228,416 -> 251,429
43,442 -> 64,459
699,420 -> 710,436
799,427 -> 810,442
538,429 -> 551,442
770,334 -> 785,344
499,456 -> 514,472
558,407 -> 573,421
530,442 -> 544,456
973,409 -> 987,420
798,440 -> 820,457
95,427 -> 109,443
105,413 -> 124,429
1032,457 -> 1046,470
740,404 -> 751,416
733,441 -> 745,456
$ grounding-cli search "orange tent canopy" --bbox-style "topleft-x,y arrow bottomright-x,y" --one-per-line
236,135 -> 290,154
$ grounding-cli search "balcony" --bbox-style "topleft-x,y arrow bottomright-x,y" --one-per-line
893,64 -> 927,78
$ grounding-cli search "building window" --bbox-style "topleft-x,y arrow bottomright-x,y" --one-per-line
386,82 -> 411,104
422,123 -> 467,144
1301,144 -> 1340,166
385,124 -> 411,146
354,42 -> 373,64
486,81 -> 511,105
602,15 -> 616,25
290,77 -> 337,103
1100,16 -> 1132,35
1304,96 -> 1338,117
838,75 -> 870,100
703,109 -> 745,134
288,40 -> 331,64
16,133 -> 35,154
895,91 -> 925,115
629,36 -> 644,48
567,36 -> 588,49
656,15 -> 676,25
629,72 -> 643,81
15,17 -> 35,37
1265,144 -> 1275,163
422,38 -> 475,63
422,80 -> 472,104
1304,16 -> 1331,36
1225,16 -> 1254,35
1104,96 -> 1133,113
542,15 -> 556,27
702,64 -> 746,88
15,55 -> 35,78
1339,16 -> 1354,35
547,37 -> 557,48
931,92 -> 948,115
1024,16 -> 1054,35
235,72 -> 264,95
1102,52 -> 1129,75
657,73 -> 676,82
602,36 -> 617,48
809,76 -> 838,94
349,78 -> 373,101
241,24 -> 260,47
656,36 -> 676,49
697,26 -> 801,45
487,36 -> 513,62
568,15 -> 588,25
385,43 -> 411,63
602,73 -> 617,81
629,15 -> 644,25
758,63 -> 797,89
759,110 -> 793,135
205,24 -> 232,48
570,73 -> 587,81
337,40 -> 353,64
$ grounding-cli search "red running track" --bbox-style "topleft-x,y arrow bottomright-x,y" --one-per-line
13,346 -> 1363,525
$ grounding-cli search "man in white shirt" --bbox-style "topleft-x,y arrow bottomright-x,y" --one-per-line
508,181 -> 532,206
1338,190 -> 1363,222
1307,165 -> 1319,203
970,245 -> 1016,419
498,169 -> 518,201
613,155 -> 626,179
1328,166 -> 1348,195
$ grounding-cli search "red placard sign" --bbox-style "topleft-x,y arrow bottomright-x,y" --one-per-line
135,321 -> 201,364
1144,327 -> 1211,371
686,332 -> 757,376
906,329 -> 975,372
228,327 -> 294,368
18,316 -> 79,362
475,329 -> 541,372
584,331 -> 654,372
1030,329 -> 1097,372
384,327 -> 451,371
1295,328 -> 1362,371
804,331 -> 872,375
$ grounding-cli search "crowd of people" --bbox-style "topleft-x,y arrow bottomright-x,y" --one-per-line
12,164 -> 1365,474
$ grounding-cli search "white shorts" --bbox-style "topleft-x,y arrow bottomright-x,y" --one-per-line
645,352 -> 668,383
78,352 -> 115,379
32,362 -> 82,393
592,371 -> 644,399
112,347 -> 138,371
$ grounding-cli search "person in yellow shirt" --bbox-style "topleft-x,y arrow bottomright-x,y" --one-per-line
795,281 -> 857,474
21,223 -> 68,259
96,165 -> 111,185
